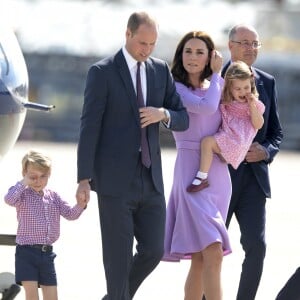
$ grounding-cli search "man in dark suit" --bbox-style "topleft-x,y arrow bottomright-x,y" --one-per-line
75,11 -> 189,300
222,24 -> 283,300
275,267 -> 300,299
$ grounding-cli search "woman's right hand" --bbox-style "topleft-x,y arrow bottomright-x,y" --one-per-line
210,50 -> 223,74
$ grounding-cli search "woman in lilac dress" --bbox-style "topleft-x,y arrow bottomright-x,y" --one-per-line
163,31 -> 232,299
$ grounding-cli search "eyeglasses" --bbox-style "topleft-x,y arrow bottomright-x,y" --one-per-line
231,40 -> 262,49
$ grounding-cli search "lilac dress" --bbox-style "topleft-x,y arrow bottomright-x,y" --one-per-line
163,73 -> 232,261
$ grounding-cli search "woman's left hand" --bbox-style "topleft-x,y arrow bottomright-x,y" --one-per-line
210,50 -> 223,74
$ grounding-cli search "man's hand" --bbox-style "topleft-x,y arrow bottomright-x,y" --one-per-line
245,142 -> 268,163
76,179 -> 91,208
139,107 -> 167,128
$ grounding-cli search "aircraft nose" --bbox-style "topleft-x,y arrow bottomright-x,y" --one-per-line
0,80 -> 26,114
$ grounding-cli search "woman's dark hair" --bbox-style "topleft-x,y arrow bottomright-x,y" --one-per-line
171,31 -> 215,89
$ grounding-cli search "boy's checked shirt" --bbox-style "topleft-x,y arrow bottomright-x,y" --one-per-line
5,181 -> 84,245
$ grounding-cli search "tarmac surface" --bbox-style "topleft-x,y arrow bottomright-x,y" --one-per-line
1,141 -> 300,300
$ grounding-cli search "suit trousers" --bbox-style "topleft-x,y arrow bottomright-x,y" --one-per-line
275,267 -> 300,300
98,158 -> 166,300
226,163 -> 266,300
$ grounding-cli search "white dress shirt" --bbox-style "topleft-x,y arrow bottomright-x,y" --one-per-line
122,46 -> 147,105
122,46 -> 170,126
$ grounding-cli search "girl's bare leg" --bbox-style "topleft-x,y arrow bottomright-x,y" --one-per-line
200,136 -> 221,174
187,136 -> 221,192
22,281 -> 39,300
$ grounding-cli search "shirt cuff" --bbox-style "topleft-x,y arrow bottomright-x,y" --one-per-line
262,146 -> 270,162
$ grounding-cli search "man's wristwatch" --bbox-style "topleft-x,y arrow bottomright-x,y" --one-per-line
163,109 -> 170,119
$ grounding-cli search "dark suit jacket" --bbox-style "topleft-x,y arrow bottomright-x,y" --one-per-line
77,49 -> 189,197
222,61 -> 283,198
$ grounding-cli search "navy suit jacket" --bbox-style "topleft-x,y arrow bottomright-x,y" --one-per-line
222,61 -> 283,198
77,49 -> 189,197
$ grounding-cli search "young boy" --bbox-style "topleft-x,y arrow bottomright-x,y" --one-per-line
4,150 -> 88,300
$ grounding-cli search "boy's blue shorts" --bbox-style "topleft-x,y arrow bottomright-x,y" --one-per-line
15,245 -> 57,286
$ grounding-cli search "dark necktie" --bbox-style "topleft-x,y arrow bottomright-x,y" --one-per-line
136,62 -> 151,168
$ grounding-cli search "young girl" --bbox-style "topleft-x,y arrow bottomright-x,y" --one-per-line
4,150 -> 88,300
187,60 -> 265,193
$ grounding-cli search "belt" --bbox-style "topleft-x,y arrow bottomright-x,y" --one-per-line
27,244 -> 53,252
33,244 -> 53,252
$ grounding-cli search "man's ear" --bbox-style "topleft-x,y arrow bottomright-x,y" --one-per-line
126,28 -> 131,38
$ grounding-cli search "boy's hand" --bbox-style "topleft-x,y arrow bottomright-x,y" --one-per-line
77,196 -> 89,209
21,175 -> 33,188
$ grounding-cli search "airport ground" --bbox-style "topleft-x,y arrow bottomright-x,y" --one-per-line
1,141 -> 300,300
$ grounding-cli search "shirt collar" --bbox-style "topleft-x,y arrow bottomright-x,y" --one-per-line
122,46 -> 145,70
28,186 -> 45,196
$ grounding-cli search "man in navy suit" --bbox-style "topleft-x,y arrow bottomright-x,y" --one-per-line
222,24 -> 283,300
275,267 -> 300,299
76,11 -> 189,300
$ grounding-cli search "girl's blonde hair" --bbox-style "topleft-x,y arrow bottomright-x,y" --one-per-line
222,60 -> 258,104
22,150 -> 52,174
